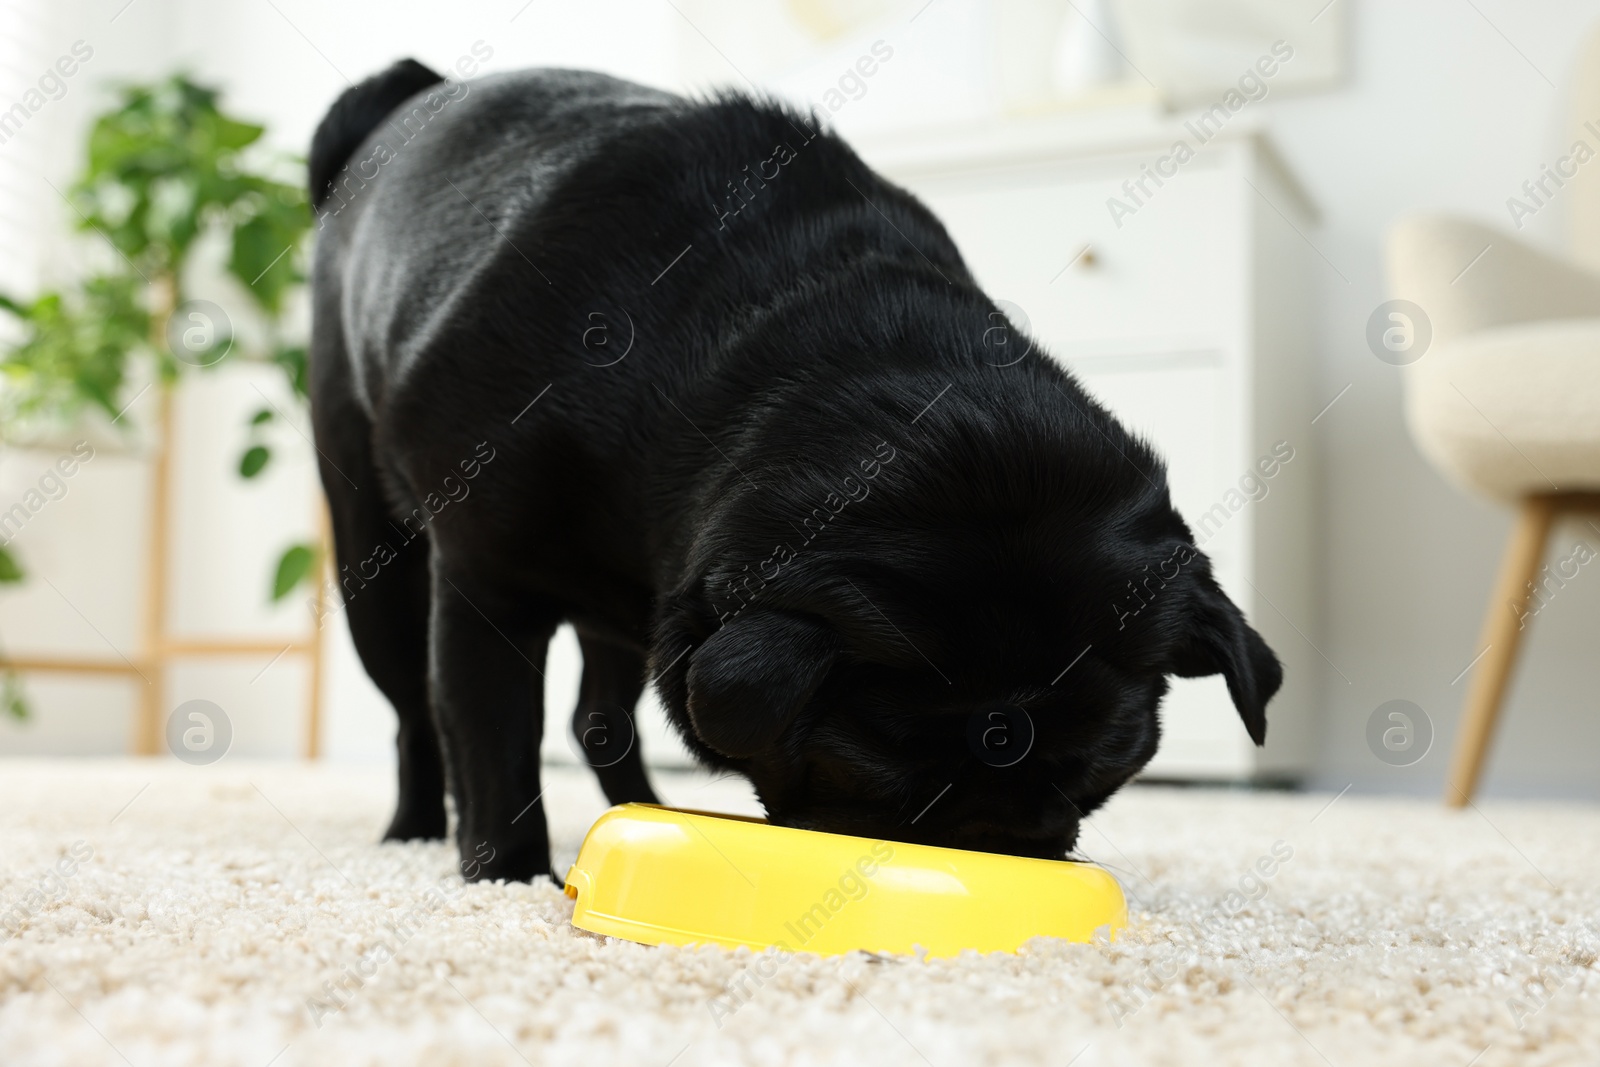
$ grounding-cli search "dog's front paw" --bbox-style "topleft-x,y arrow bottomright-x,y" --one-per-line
457,837 -> 551,884
383,800 -> 447,842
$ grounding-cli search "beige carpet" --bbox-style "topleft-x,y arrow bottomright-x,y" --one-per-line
1,759 -> 1596,1067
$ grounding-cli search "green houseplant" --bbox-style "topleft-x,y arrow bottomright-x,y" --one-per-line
0,75 -> 318,717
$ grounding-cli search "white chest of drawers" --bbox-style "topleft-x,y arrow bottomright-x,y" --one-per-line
858,111 -> 1319,781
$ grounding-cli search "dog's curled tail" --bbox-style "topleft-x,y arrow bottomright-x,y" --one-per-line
309,58 -> 443,210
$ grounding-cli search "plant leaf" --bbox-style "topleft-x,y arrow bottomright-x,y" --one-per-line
272,344 -> 309,399
0,274 -> 150,427
239,444 -> 270,478
71,73 -> 309,293
1,671 -> 26,720
250,407 -> 273,425
0,545 -> 23,583
271,543 -> 316,601
227,199 -> 306,313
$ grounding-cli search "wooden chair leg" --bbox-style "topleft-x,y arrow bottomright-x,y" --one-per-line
1444,495 -> 1558,807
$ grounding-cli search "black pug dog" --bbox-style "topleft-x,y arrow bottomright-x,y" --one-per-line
308,59 -> 1282,883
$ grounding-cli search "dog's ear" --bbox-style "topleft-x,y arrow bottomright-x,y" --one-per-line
685,609 -> 839,758
1167,574 -> 1281,746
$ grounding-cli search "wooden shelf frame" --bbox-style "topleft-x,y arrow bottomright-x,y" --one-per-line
1,382 -> 330,758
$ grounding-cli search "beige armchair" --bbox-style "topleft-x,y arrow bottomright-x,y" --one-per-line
1387,31 -> 1600,806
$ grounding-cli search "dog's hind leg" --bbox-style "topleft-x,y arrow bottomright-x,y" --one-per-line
338,495 -> 444,843
572,632 -> 660,806
311,338 -> 445,841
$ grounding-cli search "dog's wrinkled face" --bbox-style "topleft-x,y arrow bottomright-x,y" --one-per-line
652,368 -> 1284,860
656,481 -> 1283,860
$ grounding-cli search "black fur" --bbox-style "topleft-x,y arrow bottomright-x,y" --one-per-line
308,61 -> 1283,882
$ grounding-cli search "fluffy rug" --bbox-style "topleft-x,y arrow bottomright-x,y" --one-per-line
1,758 -> 1596,1067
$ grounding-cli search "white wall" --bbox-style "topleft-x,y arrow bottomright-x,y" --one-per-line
4,0 -> 1599,798
1267,0 -> 1600,798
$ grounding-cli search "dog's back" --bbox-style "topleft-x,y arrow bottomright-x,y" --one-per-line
311,65 -> 681,418
307,61 -> 971,588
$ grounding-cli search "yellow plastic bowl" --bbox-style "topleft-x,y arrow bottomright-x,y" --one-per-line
564,803 -> 1125,958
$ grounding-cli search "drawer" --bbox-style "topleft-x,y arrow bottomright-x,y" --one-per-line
888,155 -> 1247,351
